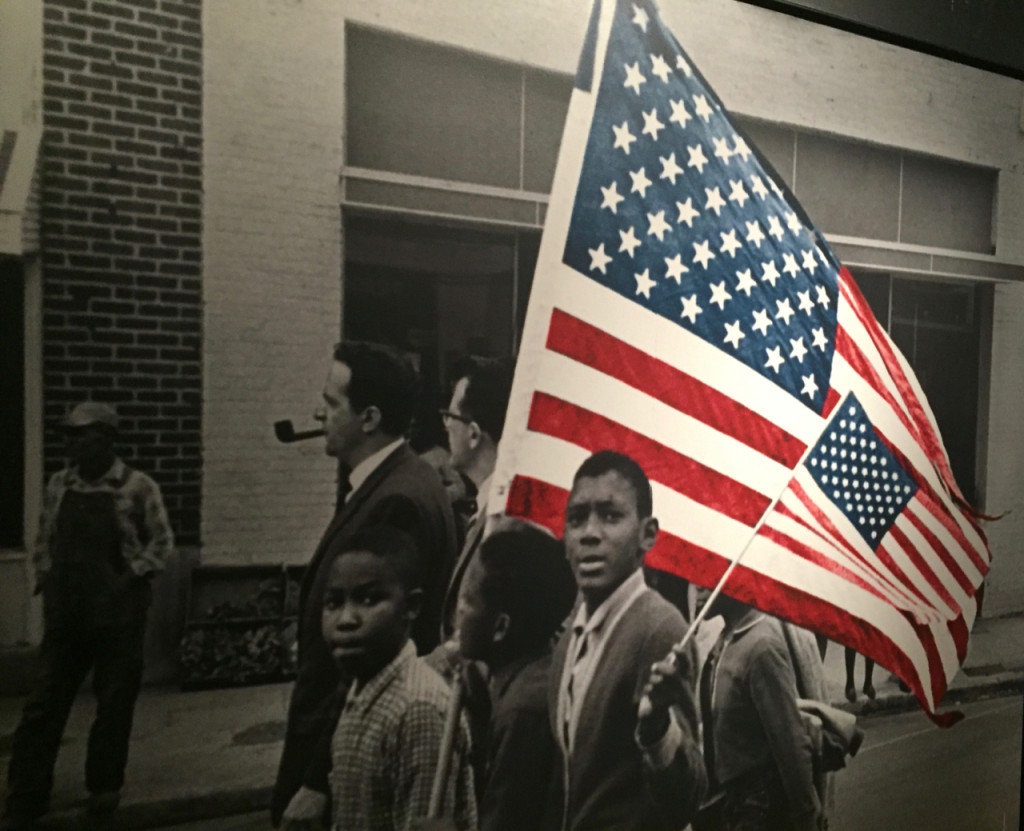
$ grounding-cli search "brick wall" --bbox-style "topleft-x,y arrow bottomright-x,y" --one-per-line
41,0 -> 202,544
201,0 -> 343,564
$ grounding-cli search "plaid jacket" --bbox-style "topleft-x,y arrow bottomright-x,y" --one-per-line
34,458 -> 173,579
329,642 -> 477,831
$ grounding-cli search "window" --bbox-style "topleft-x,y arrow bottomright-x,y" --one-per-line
343,214 -> 538,451
851,270 -> 986,503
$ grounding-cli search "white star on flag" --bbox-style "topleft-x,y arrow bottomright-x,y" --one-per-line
680,293 -> 701,323
601,181 -> 625,213
624,61 -> 646,94
612,121 -> 637,154
630,167 -> 653,197
642,108 -> 665,140
723,319 -> 745,348
634,267 -> 656,298
676,198 -> 699,227
692,239 -> 715,269
669,99 -> 691,128
709,281 -> 732,310
659,153 -> 684,183
735,268 -> 756,295
650,53 -> 671,82
647,210 -> 671,241
665,253 -> 688,283
619,226 -> 641,257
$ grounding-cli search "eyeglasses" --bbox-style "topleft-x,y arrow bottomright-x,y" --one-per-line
438,409 -> 473,425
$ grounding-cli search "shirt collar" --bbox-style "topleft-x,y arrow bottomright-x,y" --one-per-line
66,457 -> 125,487
346,640 -> 417,715
346,438 -> 404,498
572,567 -> 646,638
727,608 -> 765,639
474,473 -> 493,517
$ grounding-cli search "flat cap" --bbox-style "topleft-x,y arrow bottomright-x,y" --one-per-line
62,401 -> 118,430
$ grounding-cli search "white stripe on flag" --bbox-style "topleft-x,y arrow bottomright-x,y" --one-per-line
552,265 -> 826,443
532,351 -> 793,498
513,430 -> 756,557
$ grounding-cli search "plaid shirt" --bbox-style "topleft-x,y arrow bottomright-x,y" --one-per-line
34,458 -> 174,579
329,641 -> 478,831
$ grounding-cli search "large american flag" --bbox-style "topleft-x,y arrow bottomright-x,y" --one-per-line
489,0 -> 990,723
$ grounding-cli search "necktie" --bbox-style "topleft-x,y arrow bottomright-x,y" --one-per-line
700,632 -> 727,790
562,627 -> 589,754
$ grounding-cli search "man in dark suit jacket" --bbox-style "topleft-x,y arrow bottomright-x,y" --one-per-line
272,341 -> 458,827
550,450 -> 706,831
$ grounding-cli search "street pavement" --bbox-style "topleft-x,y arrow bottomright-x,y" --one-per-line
1,613 -> 1022,830
140,696 -> 1024,831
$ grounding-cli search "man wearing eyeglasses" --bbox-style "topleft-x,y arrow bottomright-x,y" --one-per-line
272,340 -> 458,829
437,355 -> 514,644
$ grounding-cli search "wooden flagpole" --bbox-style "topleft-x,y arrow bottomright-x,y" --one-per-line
427,671 -> 466,819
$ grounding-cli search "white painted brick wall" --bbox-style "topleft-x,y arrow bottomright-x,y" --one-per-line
981,281 -> 1024,616
202,0 -> 344,564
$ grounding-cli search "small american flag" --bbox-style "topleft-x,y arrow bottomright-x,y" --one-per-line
490,0 -> 990,723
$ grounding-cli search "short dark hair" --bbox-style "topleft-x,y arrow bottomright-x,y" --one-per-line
451,355 -> 514,442
572,450 -> 653,519
335,525 -> 423,592
476,517 -> 576,655
333,341 -> 419,437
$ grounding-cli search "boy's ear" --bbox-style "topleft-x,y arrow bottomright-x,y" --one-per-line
638,516 -> 659,555
492,612 -> 511,645
404,588 -> 424,622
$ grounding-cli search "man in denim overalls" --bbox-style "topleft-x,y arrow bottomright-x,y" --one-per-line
1,402 -> 173,830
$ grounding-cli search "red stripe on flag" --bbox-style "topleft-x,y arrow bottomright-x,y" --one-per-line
788,480 -> 926,611
506,475 -> 568,538
901,504 -> 976,597
948,614 -> 970,663
546,308 -> 806,467
644,531 -> 961,724
759,512 -> 895,606
872,430 -> 989,575
885,523 -> 958,614
834,326 -> 924,453
527,391 -> 771,526
839,271 -> 963,501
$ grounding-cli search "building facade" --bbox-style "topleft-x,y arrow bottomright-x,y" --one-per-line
2,0 -> 1023,670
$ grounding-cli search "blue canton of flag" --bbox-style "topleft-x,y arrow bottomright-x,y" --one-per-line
805,393 -> 918,550
563,0 -> 840,413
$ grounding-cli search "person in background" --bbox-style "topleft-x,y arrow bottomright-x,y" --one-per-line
694,587 -> 822,831
273,341 -> 458,828
1,402 -> 173,830
437,355 -> 514,645
551,450 -> 706,831
455,517 -> 576,831
844,648 -> 876,702
322,525 -> 476,830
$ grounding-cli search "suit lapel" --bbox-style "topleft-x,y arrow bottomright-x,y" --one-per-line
300,443 -> 410,603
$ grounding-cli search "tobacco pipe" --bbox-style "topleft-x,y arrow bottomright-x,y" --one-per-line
274,419 -> 325,443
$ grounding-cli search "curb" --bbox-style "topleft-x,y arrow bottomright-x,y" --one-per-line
831,671 -> 1024,719
34,787 -> 272,831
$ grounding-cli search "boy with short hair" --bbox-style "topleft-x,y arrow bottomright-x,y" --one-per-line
551,450 -> 706,831
456,517 -> 577,831
322,526 -> 476,831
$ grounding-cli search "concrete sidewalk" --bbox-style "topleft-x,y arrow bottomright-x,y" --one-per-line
2,614 -> 1023,830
